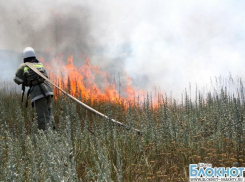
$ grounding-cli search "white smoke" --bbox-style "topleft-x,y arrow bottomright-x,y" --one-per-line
0,0 -> 245,97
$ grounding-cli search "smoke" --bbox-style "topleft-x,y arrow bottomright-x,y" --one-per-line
1,0 -> 245,97
0,0 -> 93,55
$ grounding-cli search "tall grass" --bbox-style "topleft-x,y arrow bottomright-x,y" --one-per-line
0,77 -> 245,181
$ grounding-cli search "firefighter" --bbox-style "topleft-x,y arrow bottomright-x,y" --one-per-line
14,47 -> 54,131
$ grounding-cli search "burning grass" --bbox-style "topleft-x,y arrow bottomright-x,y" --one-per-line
40,56 -> 146,105
0,77 -> 245,181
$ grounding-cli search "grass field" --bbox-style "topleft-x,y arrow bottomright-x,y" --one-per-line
0,77 -> 245,181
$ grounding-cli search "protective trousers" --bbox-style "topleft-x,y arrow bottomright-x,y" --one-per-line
33,95 -> 54,130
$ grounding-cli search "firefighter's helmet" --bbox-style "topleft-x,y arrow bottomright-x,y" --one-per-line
23,47 -> 36,59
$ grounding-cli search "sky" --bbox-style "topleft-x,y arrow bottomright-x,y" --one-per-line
0,0 -> 245,98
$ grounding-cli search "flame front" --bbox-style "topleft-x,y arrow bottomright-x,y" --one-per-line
40,55 -> 146,106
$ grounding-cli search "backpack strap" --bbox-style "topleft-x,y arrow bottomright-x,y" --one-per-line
26,82 -> 32,108
21,84 -> 25,103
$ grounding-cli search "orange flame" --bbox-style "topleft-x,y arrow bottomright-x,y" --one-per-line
39,55 -> 146,107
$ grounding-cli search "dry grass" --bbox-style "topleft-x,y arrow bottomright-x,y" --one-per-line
0,78 -> 245,181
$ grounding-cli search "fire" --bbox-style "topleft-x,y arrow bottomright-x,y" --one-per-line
39,55 -> 146,107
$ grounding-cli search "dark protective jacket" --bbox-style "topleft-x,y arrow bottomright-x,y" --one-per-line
14,59 -> 53,103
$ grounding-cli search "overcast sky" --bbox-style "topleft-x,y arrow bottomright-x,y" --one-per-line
0,0 -> 245,98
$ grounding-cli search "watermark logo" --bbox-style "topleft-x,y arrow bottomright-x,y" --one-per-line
189,163 -> 245,181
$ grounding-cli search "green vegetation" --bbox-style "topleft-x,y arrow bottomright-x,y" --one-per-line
0,77 -> 245,181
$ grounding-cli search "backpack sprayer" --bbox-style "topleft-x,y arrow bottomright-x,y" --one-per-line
25,62 -> 142,135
